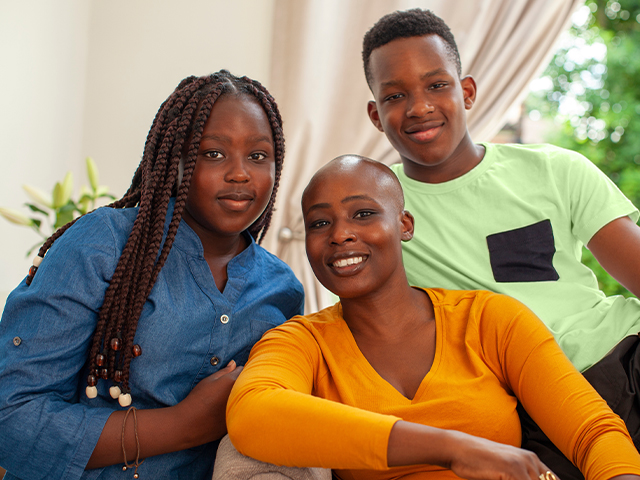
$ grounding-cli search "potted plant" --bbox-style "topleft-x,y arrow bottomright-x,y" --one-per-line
0,157 -> 116,256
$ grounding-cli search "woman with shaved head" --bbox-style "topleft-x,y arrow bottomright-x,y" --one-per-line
223,155 -> 640,480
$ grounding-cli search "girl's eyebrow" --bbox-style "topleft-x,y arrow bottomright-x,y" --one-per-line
200,134 -> 273,144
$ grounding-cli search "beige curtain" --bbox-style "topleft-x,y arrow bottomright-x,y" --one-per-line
265,0 -> 584,313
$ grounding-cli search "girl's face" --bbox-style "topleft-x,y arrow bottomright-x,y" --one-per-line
183,94 -> 276,242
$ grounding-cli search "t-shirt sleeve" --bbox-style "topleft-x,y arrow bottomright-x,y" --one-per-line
479,293 -> 640,477
0,212 -> 120,479
558,149 -> 639,244
226,319 -> 399,470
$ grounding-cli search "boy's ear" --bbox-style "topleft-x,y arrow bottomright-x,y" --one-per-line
401,210 -> 415,242
367,101 -> 384,132
460,75 -> 477,110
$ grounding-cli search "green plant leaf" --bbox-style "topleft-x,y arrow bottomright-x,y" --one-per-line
59,201 -> 77,213
86,157 -> 99,191
25,203 -> 50,216
78,198 -> 91,215
4,155 -> 117,256
54,209 -> 75,229
53,201 -> 77,229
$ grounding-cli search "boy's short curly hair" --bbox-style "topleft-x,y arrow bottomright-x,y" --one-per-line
362,8 -> 461,87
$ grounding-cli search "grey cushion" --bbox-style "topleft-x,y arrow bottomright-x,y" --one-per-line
213,435 -> 332,480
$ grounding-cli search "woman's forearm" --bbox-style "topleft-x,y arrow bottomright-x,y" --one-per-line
387,420 -> 450,466
387,421 -> 548,479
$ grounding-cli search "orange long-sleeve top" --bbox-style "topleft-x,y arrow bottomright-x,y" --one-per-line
227,288 -> 640,479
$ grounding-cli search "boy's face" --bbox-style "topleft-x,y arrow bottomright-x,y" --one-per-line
302,157 -> 414,299
367,35 -> 476,178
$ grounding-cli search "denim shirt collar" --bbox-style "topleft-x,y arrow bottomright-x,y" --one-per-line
164,197 -> 258,274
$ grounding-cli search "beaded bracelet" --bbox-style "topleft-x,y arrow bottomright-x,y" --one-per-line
122,406 -> 144,478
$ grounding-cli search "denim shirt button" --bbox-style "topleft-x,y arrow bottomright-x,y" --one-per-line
13,336 -> 22,346
210,356 -> 220,366
220,314 -> 229,324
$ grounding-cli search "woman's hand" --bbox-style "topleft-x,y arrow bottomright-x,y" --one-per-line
388,421 -> 554,480
447,430 -> 553,480
176,360 -> 244,445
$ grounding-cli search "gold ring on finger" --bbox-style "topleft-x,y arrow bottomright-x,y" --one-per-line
539,472 -> 558,480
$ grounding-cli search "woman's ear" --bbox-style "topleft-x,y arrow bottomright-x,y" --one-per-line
401,210 -> 415,242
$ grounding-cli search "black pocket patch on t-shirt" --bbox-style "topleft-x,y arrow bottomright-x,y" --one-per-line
486,219 -> 559,283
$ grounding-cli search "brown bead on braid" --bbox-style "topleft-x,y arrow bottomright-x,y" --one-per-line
24,70 -> 286,401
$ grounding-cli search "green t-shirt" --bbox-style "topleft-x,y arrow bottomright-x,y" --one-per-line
392,142 -> 640,372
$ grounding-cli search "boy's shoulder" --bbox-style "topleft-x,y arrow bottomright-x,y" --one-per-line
390,142 -> 593,185
484,142 -> 585,161
484,142 -> 603,179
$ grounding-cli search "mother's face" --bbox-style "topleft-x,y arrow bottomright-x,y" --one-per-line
301,156 -> 414,300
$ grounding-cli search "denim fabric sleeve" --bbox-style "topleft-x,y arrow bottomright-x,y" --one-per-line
279,267 -> 305,319
0,212 -> 122,480
292,285 -> 305,317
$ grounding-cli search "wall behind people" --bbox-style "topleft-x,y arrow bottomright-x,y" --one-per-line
0,0 -> 276,309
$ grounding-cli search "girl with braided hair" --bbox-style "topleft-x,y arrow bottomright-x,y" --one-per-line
0,70 -> 304,480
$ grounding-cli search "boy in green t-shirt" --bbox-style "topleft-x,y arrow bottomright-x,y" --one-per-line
362,8 -> 640,478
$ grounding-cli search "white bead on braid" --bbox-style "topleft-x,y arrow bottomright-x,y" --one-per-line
110,385 -> 122,399
119,393 -> 132,407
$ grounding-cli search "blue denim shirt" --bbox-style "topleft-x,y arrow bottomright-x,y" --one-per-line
0,200 -> 304,480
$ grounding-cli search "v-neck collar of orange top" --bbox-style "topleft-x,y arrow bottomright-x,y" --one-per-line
336,289 -> 443,403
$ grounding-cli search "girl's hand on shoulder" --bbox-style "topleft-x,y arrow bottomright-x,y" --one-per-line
176,360 -> 243,445
447,431 -> 553,480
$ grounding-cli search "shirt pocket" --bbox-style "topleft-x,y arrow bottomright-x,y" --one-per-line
486,219 -> 559,283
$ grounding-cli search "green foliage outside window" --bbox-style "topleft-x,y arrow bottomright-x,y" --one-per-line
525,0 -> 640,297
